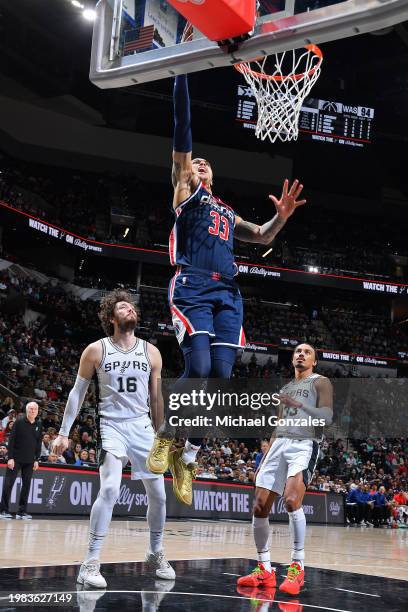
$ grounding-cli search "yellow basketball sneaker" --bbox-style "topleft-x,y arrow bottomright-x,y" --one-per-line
146,434 -> 174,474
168,447 -> 197,505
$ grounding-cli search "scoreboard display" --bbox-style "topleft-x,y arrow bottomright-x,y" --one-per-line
236,86 -> 375,147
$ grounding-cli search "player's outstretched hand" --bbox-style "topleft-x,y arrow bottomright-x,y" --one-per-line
269,179 -> 306,220
279,393 -> 303,409
52,435 -> 69,456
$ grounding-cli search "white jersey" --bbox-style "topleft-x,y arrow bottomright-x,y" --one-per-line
275,373 -> 323,440
96,337 -> 151,420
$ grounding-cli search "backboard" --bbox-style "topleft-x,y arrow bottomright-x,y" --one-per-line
90,0 -> 408,89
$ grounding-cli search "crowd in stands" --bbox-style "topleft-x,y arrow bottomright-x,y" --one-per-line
243,298 -> 325,347
323,307 -> 407,358
1,263 -> 408,398
1,155 -> 407,282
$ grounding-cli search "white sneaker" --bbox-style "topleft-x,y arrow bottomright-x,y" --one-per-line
145,551 -> 176,580
0,511 -> 13,519
15,513 -> 32,520
77,560 -> 107,589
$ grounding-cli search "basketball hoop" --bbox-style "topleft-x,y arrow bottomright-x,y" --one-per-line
234,45 -> 323,143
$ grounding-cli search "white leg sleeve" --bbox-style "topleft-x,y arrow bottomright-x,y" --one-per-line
289,507 -> 306,565
85,452 -> 123,562
143,477 -> 166,554
253,516 -> 271,571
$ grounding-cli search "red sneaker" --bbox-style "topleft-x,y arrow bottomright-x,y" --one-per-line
279,562 -> 305,595
237,564 -> 277,588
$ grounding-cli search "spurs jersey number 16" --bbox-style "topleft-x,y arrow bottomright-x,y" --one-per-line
169,183 -> 237,277
96,337 -> 151,419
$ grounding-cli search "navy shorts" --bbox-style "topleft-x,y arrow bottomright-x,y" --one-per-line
169,268 -> 245,349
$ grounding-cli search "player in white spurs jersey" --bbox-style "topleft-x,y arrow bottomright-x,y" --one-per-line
53,290 -> 175,588
238,343 -> 333,596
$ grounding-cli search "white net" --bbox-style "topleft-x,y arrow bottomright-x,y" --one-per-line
235,46 -> 323,143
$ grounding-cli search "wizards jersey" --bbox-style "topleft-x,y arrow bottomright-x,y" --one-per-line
169,182 -> 237,277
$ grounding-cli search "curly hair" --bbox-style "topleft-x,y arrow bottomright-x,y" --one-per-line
99,289 -> 135,337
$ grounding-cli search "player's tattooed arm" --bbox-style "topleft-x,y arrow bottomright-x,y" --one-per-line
148,343 -> 165,432
291,376 -> 333,425
235,179 -> 306,244
171,159 -> 182,188
235,215 -> 286,244
172,152 -> 199,208
314,376 -> 334,425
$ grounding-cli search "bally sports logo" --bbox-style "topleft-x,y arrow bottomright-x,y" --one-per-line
329,501 -> 341,517
272,497 -> 314,516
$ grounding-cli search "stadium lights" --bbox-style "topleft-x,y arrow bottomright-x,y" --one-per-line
308,266 -> 320,273
262,247 -> 273,258
71,1 -> 84,8
82,8 -> 96,21
123,227 -> 130,238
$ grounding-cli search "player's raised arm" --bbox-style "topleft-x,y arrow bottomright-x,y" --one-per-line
147,343 -> 164,432
52,341 -> 101,455
234,179 -> 306,244
171,26 -> 199,208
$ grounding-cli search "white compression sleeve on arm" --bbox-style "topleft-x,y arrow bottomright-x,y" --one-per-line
59,375 -> 91,436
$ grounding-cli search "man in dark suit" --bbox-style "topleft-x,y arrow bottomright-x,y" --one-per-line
0,402 -> 42,519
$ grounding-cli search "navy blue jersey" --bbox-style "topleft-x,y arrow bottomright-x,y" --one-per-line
169,183 -> 237,277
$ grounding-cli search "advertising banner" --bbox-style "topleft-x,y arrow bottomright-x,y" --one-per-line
2,201 -> 407,299
0,465 -> 344,524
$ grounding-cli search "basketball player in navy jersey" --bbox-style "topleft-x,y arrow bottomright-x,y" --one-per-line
53,289 -> 175,588
147,27 -> 306,504
238,343 -> 333,596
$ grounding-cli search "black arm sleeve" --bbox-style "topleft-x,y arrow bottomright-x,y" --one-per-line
173,75 -> 192,153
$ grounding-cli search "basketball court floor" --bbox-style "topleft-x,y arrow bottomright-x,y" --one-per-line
0,518 -> 406,611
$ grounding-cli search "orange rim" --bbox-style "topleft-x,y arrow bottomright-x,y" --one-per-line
234,45 -> 323,82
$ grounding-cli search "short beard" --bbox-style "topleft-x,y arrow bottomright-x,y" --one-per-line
117,319 -> 136,333
294,363 -> 307,370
